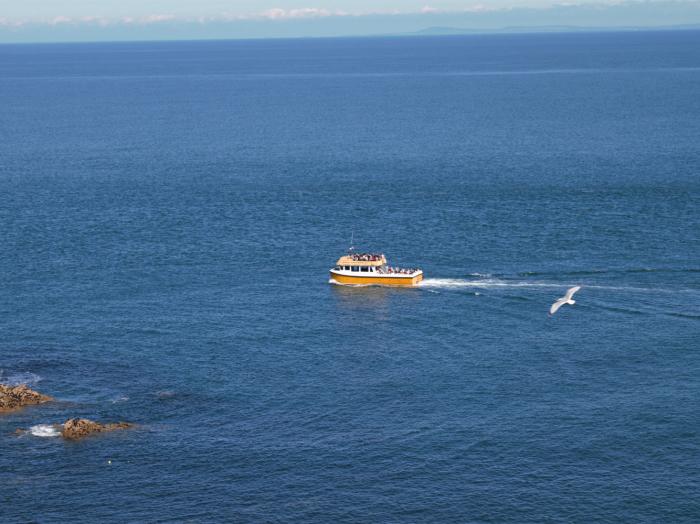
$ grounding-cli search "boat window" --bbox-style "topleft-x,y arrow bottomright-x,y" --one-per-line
360,267 -> 369,272
351,266 -> 359,272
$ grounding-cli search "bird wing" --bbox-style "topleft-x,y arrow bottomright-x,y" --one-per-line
550,299 -> 566,315
564,286 -> 581,301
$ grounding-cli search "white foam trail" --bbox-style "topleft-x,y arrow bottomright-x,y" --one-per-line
419,278 -> 698,294
30,424 -> 60,438
420,278 -> 562,289
583,284 -> 699,294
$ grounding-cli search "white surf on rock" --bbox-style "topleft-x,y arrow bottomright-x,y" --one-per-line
0,371 -> 42,386
29,424 -> 61,438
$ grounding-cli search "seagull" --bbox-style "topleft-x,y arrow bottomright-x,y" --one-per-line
549,286 -> 581,315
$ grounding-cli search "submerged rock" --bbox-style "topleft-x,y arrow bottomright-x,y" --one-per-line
61,418 -> 133,440
0,384 -> 53,413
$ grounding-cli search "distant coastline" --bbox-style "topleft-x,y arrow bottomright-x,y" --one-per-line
410,24 -> 700,36
2,25 -> 700,47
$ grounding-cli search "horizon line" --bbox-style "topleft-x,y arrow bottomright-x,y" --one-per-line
1,23 -> 700,47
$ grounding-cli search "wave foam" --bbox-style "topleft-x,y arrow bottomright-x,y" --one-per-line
30,424 -> 60,438
0,371 -> 42,386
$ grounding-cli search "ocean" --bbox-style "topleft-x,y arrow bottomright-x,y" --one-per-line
1,31 -> 699,522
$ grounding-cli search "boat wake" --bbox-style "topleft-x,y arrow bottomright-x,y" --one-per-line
419,278 -> 699,294
420,278 -> 563,290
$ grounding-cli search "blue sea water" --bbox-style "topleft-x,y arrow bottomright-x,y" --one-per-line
1,31 -> 699,522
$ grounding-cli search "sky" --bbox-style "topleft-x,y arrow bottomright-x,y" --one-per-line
1,0 -> 700,42
0,0 -> 592,20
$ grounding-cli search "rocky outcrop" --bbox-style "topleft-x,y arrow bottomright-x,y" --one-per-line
61,418 -> 133,439
0,384 -> 53,413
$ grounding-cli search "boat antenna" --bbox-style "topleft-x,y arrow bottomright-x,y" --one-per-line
349,230 -> 355,254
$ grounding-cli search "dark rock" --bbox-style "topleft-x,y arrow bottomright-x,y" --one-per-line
61,418 -> 134,439
0,384 -> 53,413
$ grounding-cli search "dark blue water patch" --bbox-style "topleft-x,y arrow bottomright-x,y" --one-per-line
1,32 -> 699,523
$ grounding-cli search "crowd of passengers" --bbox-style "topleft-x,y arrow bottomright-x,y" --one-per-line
350,253 -> 383,261
376,266 -> 419,275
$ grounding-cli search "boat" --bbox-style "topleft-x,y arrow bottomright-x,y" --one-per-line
329,251 -> 424,286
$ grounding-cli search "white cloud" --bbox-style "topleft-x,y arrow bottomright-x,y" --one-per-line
258,8 -> 342,20
260,8 -> 287,19
462,4 -> 492,12
0,17 -> 25,28
49,14 -> 177,26
140,14 -> 176,23
0,6 -> 514,28
80,16 -> 110,26
49,16 -> 73,25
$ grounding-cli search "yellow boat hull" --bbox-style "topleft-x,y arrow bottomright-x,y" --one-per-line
329,272 -> 424,287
